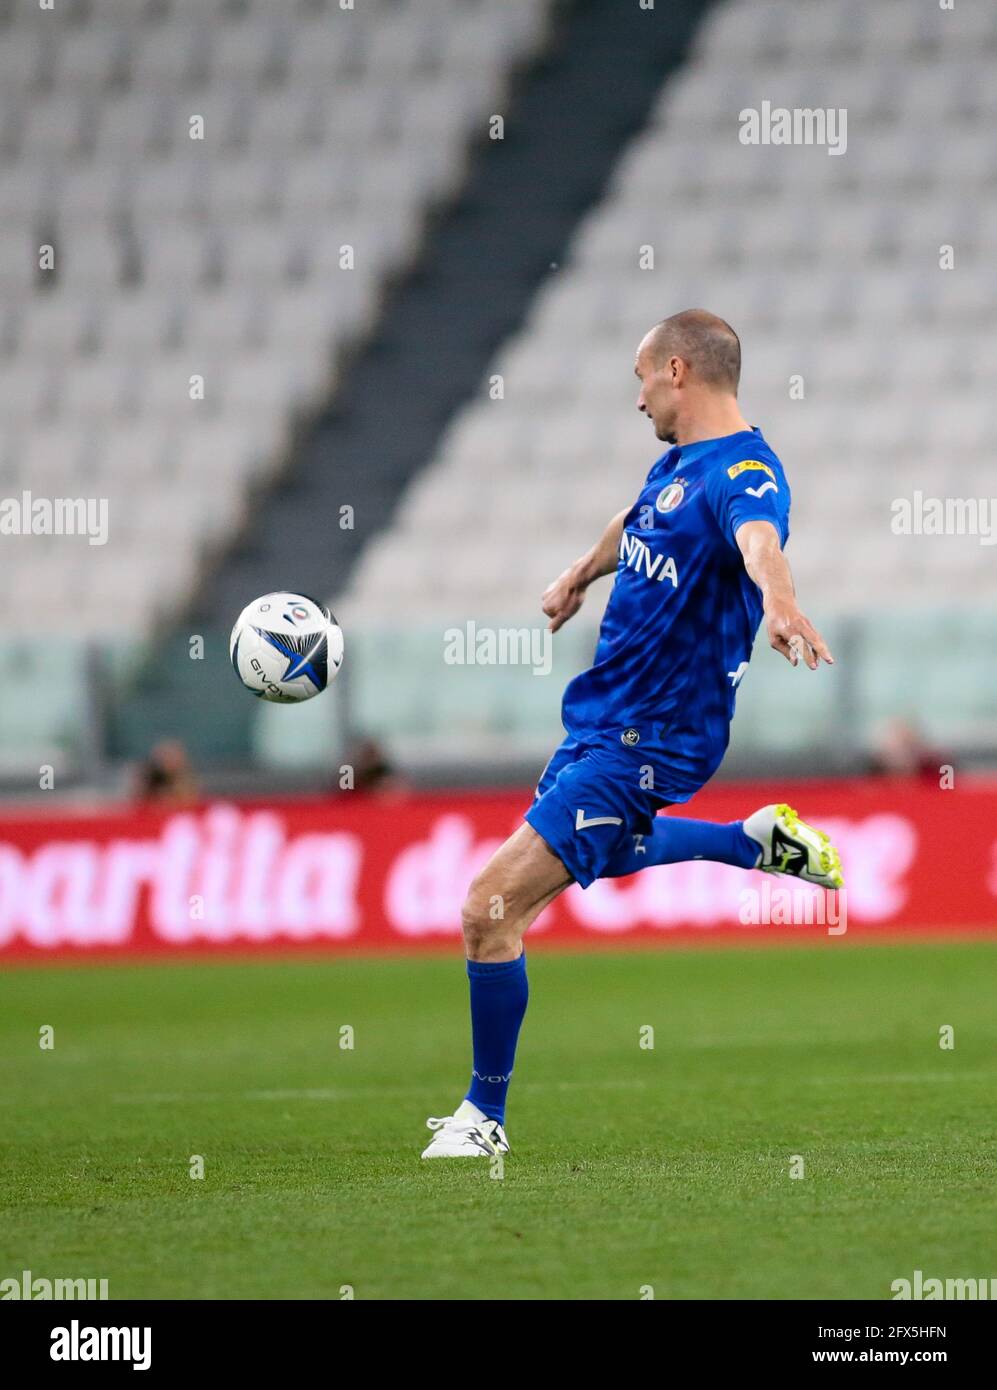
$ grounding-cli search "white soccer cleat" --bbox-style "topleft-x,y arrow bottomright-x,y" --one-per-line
421,1099 -> 510,1159
743,802 -> 844,890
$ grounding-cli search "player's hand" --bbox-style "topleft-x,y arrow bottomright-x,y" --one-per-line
542,565 -> 587,633
765,601 -> 834,670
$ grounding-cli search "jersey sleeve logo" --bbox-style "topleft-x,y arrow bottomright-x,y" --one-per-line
727,459 -> 776,482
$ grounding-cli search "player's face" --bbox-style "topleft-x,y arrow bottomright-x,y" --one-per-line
635,344 -> 678,443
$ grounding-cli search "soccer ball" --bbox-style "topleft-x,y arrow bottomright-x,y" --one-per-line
229,592 -> 344,702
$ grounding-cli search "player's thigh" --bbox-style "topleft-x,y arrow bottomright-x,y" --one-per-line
464,821 -> 573,927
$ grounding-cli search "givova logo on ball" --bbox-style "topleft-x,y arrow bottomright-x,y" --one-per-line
230,591 -> 344,703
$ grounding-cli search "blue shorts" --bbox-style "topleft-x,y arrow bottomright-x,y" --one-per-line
524,735 -> 672,889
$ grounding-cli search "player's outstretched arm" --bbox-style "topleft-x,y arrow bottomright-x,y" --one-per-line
541,508 -> 629,633
735,520 -> 834,670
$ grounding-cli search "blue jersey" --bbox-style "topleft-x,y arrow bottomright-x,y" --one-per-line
560,427 -> 790,801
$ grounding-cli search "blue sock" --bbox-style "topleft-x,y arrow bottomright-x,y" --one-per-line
464,955 -> 528,1125
602,817 -> 759,878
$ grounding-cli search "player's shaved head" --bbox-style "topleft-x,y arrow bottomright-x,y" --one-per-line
643,309 -> 741,393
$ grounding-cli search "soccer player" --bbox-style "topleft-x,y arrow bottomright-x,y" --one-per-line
422,309 -> 843,1159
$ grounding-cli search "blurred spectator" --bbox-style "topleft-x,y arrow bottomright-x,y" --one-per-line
347,737 -> 411,797
867,718 -> 950,781
134,740 -> 200,807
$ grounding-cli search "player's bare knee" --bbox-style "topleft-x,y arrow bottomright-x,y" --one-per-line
460,879 -> 513,957
459,881 -> 491,952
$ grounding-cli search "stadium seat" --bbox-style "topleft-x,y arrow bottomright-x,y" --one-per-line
1,0 -> 556,638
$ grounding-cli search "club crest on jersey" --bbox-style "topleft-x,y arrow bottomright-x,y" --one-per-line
621,727 -> 640,746
656,479 -> 685,513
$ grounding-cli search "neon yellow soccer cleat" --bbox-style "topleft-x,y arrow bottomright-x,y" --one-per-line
742,803 -> 844,890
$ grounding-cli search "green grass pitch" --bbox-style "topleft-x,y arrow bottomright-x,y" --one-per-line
2,940 -> 995,1300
